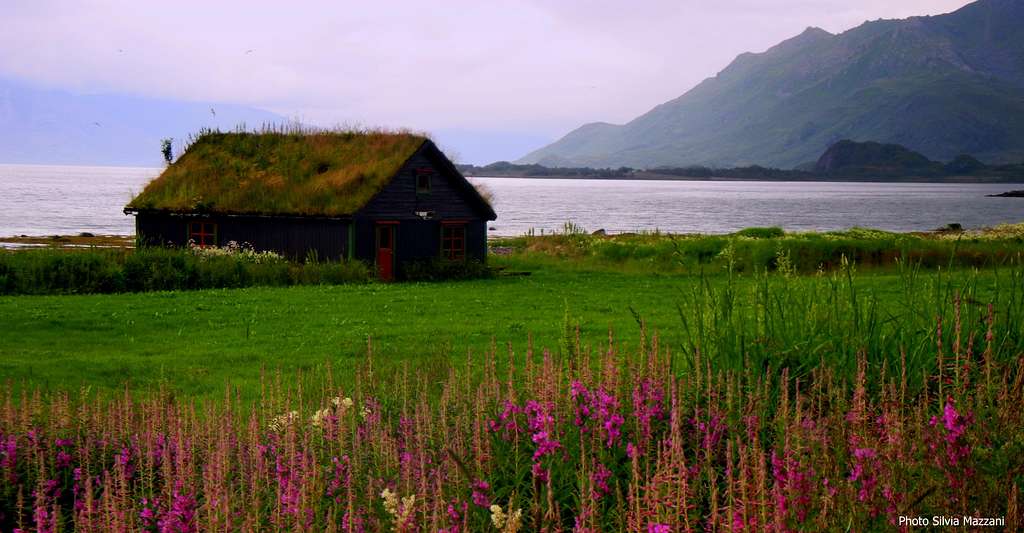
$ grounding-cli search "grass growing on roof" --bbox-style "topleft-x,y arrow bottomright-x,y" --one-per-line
126,128 -> 428,216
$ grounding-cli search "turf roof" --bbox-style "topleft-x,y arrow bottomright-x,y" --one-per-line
126,130 -> 429,217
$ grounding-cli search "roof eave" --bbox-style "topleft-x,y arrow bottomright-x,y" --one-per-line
124,207 -> 355,221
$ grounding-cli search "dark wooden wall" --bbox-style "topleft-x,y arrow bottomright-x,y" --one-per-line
351,219 -> 487,273
358,147 -> 491,220
136,213 -> 350,261
355,142 -> 492,271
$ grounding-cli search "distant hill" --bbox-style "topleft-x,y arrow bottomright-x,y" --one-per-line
814,140 -> 941,176
814,140 -> 1024,179
465,140 -> 1024,182
0,78 -> 286,166
519,0 -> 1024,169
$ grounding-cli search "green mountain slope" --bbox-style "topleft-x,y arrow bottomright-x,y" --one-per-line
518,0 -> 1024,169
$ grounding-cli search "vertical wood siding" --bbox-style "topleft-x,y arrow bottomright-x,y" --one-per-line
136,213 -> 349,261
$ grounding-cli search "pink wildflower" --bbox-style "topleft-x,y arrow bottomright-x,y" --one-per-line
471,480 -> 491,507
591,463 -> 612,499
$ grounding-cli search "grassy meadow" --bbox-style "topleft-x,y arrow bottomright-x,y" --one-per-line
1,225 -> 1024,530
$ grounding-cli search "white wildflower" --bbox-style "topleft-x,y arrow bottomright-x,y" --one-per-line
189,240 -> 284,264
310,407 -> 332,428
399,494 -> 416,524
489,505 -> 506,529
330,396 -> 354,409
268,410 -> 299,432
381,487 -> 399,517
381,488 -> 415,530
490,503 -> 521,532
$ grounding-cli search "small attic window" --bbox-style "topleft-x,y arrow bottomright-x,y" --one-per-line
415,168 -> 432,194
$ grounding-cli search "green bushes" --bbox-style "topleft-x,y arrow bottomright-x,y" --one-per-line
0,247 -> 371,295
733,225 -> 785,239
402,258 -> 493,281
0,249 -> 128,294
499,224 -> 1024,274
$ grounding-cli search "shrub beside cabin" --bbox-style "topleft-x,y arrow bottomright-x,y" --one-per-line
124,131 -> 496,280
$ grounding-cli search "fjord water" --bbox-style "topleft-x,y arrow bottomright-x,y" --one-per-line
1,164 -> 1022,237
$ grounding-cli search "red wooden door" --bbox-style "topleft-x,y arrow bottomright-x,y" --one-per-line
376,224 -> 395,281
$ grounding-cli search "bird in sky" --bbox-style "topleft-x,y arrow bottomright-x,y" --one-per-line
93,122 -> 101,127
210,108 -> 216,117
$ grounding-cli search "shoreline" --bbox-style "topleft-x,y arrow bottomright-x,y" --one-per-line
468,173 -> 1024,184
5,222 -> 1023,250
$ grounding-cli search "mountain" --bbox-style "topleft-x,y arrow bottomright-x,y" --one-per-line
0,78 -> 286,166
518,0 -> 1024,169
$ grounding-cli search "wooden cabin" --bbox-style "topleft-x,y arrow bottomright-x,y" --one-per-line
124,130 -> 496,280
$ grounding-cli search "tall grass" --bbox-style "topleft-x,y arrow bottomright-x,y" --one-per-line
671,257 -> 1024,386
0,247 -> 370,295
498,224 -> 1024,274
1,283 -> 1022,530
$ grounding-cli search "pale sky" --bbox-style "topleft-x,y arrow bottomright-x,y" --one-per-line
1,0 -> 975,162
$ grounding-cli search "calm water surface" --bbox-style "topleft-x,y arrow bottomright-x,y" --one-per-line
1,164 -> 1021,237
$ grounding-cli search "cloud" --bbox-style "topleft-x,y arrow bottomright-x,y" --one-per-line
0,0 -> 974,141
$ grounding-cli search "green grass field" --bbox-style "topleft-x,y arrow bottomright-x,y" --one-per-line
3,231 -> 1024,530
0,264 -> 683,395
1,255 -> 1017,398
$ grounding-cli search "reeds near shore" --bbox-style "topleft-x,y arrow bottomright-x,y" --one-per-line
1,298 -> 1021,531
500,223 -> 1024,274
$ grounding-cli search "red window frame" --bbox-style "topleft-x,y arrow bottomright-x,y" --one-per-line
188,221 -> 217,248
441,222 -> 466,261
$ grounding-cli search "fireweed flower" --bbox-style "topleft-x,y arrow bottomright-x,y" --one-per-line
847,447 -> 879,504
691,411 -> 727,452
328,455 -> 351,502
570,382 -> 625,448
472,480 -> 491,507
443,500 -> 468,532
488,400 -> 523,437
524,400 -> 561,480
531,461 -> 549,483
631,377 -> 665,443
928,397 -> 974,490
771,449 -> 815,522
591,463 -> 612,499
54,438 -> 73,470
159,490 -> 198,533
0,435 -> 16,480
647,523 -> 671,533
139,497 -> 160,528
116,445 -> 136,480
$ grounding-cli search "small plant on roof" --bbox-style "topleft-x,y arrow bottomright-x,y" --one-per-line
160,138 -> 174,165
